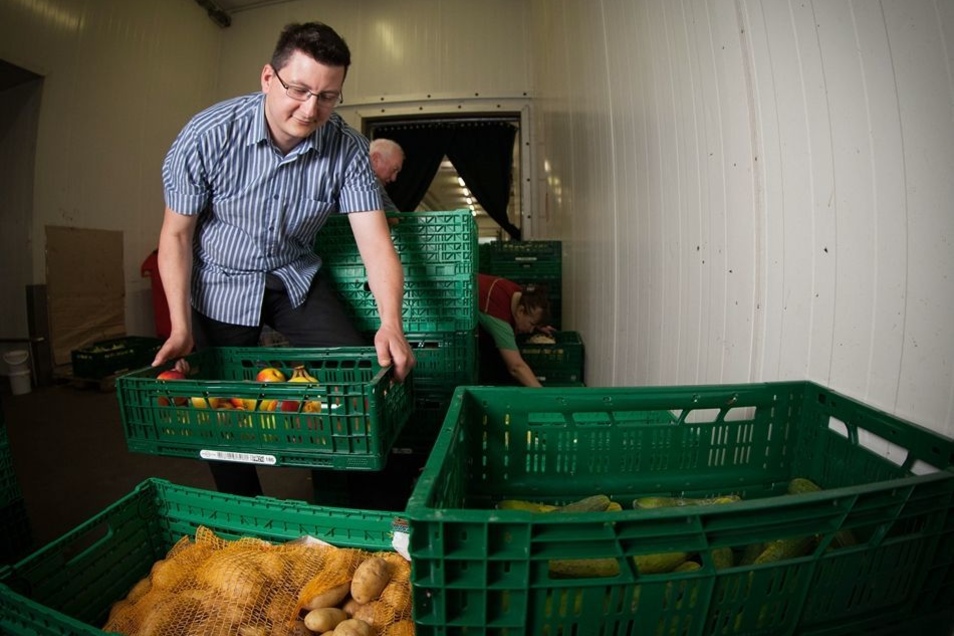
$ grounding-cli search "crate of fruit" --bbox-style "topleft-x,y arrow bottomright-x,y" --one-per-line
518,330 -> 584,384
0,478 -> 412,635
70,336 -> 163,380
405,382 -> 954,636
115,346 -> 413,470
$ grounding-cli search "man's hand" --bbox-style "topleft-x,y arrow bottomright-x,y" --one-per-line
152,332 -> 194,372
373,324 -> 416,382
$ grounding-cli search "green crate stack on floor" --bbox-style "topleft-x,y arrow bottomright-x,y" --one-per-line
0,395 -> 32,564
315,210 -> 478,464
478,239 -> 563,329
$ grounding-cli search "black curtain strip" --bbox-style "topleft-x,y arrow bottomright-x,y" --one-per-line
373,121 -> 518,238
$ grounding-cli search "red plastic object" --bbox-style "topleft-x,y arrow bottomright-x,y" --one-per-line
140,249 -> 171,339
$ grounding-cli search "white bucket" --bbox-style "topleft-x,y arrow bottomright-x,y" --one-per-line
9,369 -> 31,395
3,349 -> 30,374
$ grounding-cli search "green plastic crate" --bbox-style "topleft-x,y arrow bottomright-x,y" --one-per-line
0,478 -> 396,635
0,498 -> 32,565
70,336 -> 163,380
318,210 -> 477,279
406,331 -> 477,392
392,390 -> 455,455
405,382 -> 954,636
518,331 -> 584,384
480,240 -> 562,265
0,441 -> 21,509
331,277 -> 477,333
316,210 -> 478,333
116,347 -> 413,470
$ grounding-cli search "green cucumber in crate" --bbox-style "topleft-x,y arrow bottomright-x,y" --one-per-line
405,382 -> 954,636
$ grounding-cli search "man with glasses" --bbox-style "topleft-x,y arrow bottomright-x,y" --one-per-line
154,22 -> 415,497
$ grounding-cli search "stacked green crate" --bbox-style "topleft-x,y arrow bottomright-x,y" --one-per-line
517,330 -> 585,385
315,210 -> 478,457
478,239 -> 563,328
0,396 -> 32,564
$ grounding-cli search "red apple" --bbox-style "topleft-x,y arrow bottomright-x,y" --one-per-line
256,367 -> 286,383
156,369 -> 187,406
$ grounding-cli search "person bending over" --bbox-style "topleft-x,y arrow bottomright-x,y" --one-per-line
477,273 -> 551,387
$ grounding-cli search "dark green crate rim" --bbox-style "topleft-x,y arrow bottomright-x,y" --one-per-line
70,336 -> 163,380
404,382 -> 954,635
481,239 -> 563,264
115,346 -> 413,470
0,478 -> 396,635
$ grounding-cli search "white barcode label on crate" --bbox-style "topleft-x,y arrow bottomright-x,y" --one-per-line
200,450 -> 278,465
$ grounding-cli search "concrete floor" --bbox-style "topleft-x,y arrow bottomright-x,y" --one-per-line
0,380 -> 422,553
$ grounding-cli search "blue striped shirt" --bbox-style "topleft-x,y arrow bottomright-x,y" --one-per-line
162,92 -> 382,326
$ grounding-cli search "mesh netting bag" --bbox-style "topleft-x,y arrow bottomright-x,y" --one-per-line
103,526 -> 414,636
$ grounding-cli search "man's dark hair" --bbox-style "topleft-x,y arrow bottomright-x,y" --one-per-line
271,22 -> 351,72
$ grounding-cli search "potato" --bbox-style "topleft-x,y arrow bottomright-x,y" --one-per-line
383,620 -> 416,636
341,596 -> 362,616
332,618 -> 374,636
350,557 -> 392,604
304,607 -> 349,633
125,576 -> 152,603
352,600 -> 396,628
304,581 -> 352,610
379,581 -> 412,618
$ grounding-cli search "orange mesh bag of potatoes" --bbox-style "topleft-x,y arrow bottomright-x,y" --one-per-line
102,526 -> 415,636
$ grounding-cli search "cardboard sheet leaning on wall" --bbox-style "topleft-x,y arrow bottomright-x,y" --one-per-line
45,226 -> 125,367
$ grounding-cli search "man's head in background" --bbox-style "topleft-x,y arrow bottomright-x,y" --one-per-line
370,138 -> 405,185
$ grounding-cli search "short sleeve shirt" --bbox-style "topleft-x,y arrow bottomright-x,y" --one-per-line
477,274 -> 522,351
162,92 -> 382,326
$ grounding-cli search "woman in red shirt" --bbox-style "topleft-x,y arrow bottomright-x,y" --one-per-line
477,273 -> 551,387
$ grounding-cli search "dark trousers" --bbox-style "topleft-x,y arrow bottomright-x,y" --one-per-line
193,272 -> 366,498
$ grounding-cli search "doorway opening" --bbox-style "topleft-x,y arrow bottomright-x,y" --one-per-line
364,114 -> 522,241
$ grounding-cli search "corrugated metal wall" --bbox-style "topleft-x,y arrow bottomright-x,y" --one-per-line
531,0 -> 954,439
0,0 -> 951,440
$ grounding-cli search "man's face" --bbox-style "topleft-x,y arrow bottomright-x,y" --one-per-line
372,152 -> 404,184
261,51 -> 345,152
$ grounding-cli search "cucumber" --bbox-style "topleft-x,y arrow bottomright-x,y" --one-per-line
753,536 -> 815,564
633,495 -> 741,509
633,551 -> 689,574
786,477 -> 858,548
497,499 -> 560,513
787,477 -> 822,494
549,557 -> 620,578
712,546 -> 734,569
738,542 -> 765,566
558,494 -> 612,513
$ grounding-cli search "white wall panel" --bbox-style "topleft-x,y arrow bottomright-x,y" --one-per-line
218,0 -> 531,103
0,0 -> 223,338
531,0 -> 954,438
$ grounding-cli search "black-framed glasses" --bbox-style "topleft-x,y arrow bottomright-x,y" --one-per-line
273,68 -> 342,107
